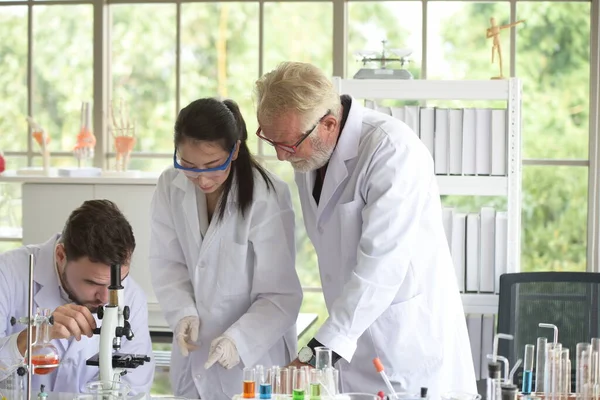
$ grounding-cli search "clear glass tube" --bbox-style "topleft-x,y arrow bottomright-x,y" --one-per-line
278,367 -> 291,395
564,357 -> 572,394
259,366 -> 272,399
577,343 -> 592,397
523,344 -> 535,394
544,342 -> 562,396
310,369 -> 322,400
243,367 -> 255,399
593,351 -> 600,387
536,337 -> 548,393
593,339 -> 600,386
560,349 -> 570,395
293,368 -> 307,400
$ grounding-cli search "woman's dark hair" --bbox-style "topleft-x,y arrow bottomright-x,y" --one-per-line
60,199 -> 136,266
174,97 -> 273,221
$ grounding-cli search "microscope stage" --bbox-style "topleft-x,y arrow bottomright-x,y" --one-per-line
86,352 -> 151,369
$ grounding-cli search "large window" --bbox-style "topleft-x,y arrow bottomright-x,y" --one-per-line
0,0 -> 598,395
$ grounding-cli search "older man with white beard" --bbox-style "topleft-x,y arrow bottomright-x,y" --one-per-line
253,61 -> 477,398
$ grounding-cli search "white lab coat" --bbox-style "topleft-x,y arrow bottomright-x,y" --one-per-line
149,167 -> 302,400
0,234 -> 155,394
296,99 -> 477,398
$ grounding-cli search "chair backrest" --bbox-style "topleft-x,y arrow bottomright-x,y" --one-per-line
497,272 -> 600,386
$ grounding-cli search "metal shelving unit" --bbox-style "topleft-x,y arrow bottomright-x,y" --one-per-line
332,77 -> 523,315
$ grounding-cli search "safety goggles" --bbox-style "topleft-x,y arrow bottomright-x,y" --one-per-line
256,110 -> 330,154
173,145 -> 235,179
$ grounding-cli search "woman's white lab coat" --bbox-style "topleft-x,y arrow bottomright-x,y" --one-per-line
0,234 -> 155,394
149,167 -> 302,399
295,99 -> 477,398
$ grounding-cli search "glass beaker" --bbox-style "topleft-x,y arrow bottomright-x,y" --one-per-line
83,380 -> 131,399
315,347 -> 332,370
28,308 -> 59,375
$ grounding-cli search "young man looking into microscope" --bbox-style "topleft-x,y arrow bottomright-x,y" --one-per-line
0,200 -> 154,394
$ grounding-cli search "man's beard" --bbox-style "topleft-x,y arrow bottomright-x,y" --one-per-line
289,135 -> 335,173
61,269 -> 100,314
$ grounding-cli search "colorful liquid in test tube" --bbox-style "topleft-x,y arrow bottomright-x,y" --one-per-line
259,367 -> 273,399
243,367 -> 256,399
293,368 -> 307,400
310,369 -> 322,400
522,344 -> 534,394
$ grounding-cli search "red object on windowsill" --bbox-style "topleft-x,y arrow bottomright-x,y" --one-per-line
0,152 -> 5,173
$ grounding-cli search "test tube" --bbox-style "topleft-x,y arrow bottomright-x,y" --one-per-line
292,368 -> 307,400
255,365 -> 264,385
243,367 -> 255,399
271,366 -> 281,395
593,339 -> 600,384
536,337 -> 548,393
522,344 -> 535,394
545,342 -> 562,397
259,367 -> 273,400
577,343 -> 592,397
278,367 -> 291,395
562,348 -> 571,395
310,369 -> 322,400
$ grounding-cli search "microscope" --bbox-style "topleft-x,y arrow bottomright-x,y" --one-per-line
85,263 -> 151,389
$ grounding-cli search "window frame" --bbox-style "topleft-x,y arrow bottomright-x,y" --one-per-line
1,0 -> 599,272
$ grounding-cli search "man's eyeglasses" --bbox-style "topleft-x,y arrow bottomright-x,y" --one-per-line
256,110 -> 330,154
173,145 -> 236,179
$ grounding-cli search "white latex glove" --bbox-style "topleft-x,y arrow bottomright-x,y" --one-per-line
204,335 -> 240,370
175,316 -> 200,357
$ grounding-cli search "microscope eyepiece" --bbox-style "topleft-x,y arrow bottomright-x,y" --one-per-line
109,264 -> 124,290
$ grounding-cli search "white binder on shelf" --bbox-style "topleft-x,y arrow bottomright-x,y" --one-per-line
449,109 -> 464,175
462,108 -> 477,176
434,108 -> 449,175
466,213 -> 480,293
479,207 -> 496,293
475,108 -> 492,176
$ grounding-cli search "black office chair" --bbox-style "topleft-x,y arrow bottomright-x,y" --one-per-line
496,272 -> 600,389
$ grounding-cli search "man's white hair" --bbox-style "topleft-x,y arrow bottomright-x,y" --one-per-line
255,62 -> 342,131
